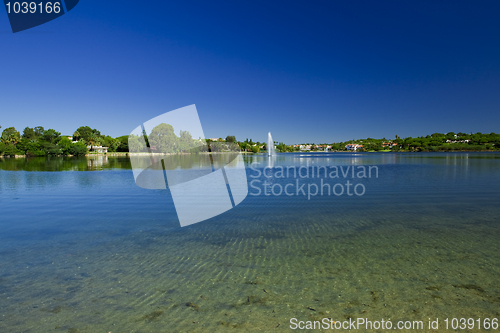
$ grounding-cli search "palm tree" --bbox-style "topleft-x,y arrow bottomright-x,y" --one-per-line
87,133 -> 101,151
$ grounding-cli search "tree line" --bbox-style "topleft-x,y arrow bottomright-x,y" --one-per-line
130,125 -> 245,154
129,123 -> 202,153
342,132 -> 500,152
0,125 -> 130,156
237,131 -> 500,152
2,124 -> 498,157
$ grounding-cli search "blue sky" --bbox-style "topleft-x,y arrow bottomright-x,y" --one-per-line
1,1 -> 499,144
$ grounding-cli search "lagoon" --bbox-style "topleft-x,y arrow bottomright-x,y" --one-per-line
0,152 -> 499,331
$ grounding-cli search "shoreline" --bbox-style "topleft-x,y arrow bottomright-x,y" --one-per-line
1,150 -> 499,159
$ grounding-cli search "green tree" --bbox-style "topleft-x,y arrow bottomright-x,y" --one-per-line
445,132 -> 456,141
3,144 -> 19,156
179,130 -> 195,151
115,135 -> 130,152
58,137 -> 73,155
73,126 -> 101,143
16,138 -> 30,153
208,141 -> 225,152
142,128 -> 150,147
71,142 -> 88,156
101,136 -> 120,152
128,135 -> 146,152
22,127 -> 38,141
25,141 -> 45,156
87,133 -> 101,150
239,142 -> 248,152
1,127 -> 21,145
225,135 -> 236,143
34,126 -> 45,138
148,123 -> 179,153
44,142 -> 62,155
41,129 -> 61,144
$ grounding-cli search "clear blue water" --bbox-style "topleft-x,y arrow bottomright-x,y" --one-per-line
0,153 -> 499,332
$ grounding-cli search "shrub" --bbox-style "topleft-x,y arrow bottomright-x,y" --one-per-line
71,142 -> 88,156
3,144 -> 20,156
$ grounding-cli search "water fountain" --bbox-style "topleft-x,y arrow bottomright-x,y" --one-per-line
267,132 -> 276,157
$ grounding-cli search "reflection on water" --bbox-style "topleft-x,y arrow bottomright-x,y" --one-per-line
1,152 -> 499,191
0,153 -> 252,172
0,155 -> 131,171
1,152 -> 499,172
0,152 -> 499,332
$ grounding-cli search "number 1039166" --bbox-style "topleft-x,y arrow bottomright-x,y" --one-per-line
5,2 -> 62,14
444,318 -> 498,330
